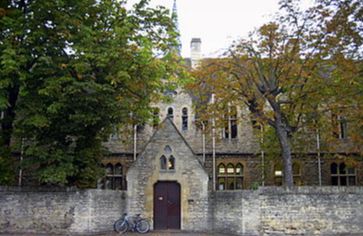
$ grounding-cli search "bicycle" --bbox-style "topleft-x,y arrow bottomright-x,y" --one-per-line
114,213 -> 150,234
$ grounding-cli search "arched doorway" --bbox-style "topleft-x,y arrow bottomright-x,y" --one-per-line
153,181 -> 181,229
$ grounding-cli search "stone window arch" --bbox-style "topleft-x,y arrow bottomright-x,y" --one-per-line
218,163 -> 226,174
235,163 -> 243,175
164,145 -> 172,154
226,163 -> 234,175
331,162 -> 356,186
217,162 -> 244,190
182,107 -> 188,131
160,155 -> 167,170
160,146 -> 175,172
115,163 -> 122,175
167,107 -> 174,120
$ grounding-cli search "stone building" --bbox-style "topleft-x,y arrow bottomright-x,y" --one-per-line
98,0 -> 363,231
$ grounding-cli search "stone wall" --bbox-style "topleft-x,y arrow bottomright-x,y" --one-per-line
2,186 -> 363,235
212,187 -> 363,236
0,187 -> 126,235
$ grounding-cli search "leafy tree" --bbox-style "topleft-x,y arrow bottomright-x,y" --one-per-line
189,0 -> 362,187
0,0 -> 179,186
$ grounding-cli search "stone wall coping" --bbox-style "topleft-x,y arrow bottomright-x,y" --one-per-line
211,186 -> 363,196
2,185 -> 363,194
0,186 -> 127,193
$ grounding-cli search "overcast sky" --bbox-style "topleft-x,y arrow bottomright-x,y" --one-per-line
129,0 -> 313,58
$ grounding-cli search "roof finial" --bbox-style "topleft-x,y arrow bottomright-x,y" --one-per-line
171,0 -> 181,55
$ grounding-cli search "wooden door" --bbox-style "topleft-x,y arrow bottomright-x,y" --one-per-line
153,181 -> 181,229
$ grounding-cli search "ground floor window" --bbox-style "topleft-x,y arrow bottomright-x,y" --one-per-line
217,163 -> 244,190
331,162 -> 356,186
274,162 -> 302,186
99,162 -> 126,190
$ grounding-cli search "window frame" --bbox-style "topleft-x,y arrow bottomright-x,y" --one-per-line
223,105 -> 238,139
331,162 -> 356,186
101,162 -> 126,190
217,162 -> 244,190
167,107 -> 174,120
182,107 -> 188,131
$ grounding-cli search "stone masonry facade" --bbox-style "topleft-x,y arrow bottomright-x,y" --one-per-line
126,118 -> 209,231
102,85 -> 363,191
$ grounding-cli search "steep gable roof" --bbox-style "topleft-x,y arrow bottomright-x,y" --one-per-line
136,117 -> 207,172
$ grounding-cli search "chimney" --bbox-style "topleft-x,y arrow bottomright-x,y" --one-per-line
190,38 -> 202,69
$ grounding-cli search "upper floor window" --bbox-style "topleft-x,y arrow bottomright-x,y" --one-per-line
338,115 -> 348,139
182,107 -> 188,131
331,162 -> 356,186
217,162 -> 244,190
332,114 -> 348,139
167,107 -> 174,120
223,106 -> 238,139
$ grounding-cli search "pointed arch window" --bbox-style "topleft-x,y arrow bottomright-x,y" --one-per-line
168,156 -> 175,170
160,155 -> 167,170
160,146 -> 176,172
218,163 -> 226,174
164,145 -> 172,154
182,107 -> 188,131
167,107 -> 174,120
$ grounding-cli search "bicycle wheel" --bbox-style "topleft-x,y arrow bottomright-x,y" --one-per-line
114,219 -> 128,234
135,219 -> 150,233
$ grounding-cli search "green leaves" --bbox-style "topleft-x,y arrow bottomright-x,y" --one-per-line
1,0 -> 179,187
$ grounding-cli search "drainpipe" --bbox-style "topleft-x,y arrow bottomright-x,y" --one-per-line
211,94 -> 216,191
133,125 -> 137,161
261,126 -> 265,187
201,121 -> 206,164
316,128 -> 322,186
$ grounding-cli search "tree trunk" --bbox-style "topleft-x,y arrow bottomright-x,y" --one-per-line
1,85 -> 19,147
275,119 -> 294,188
